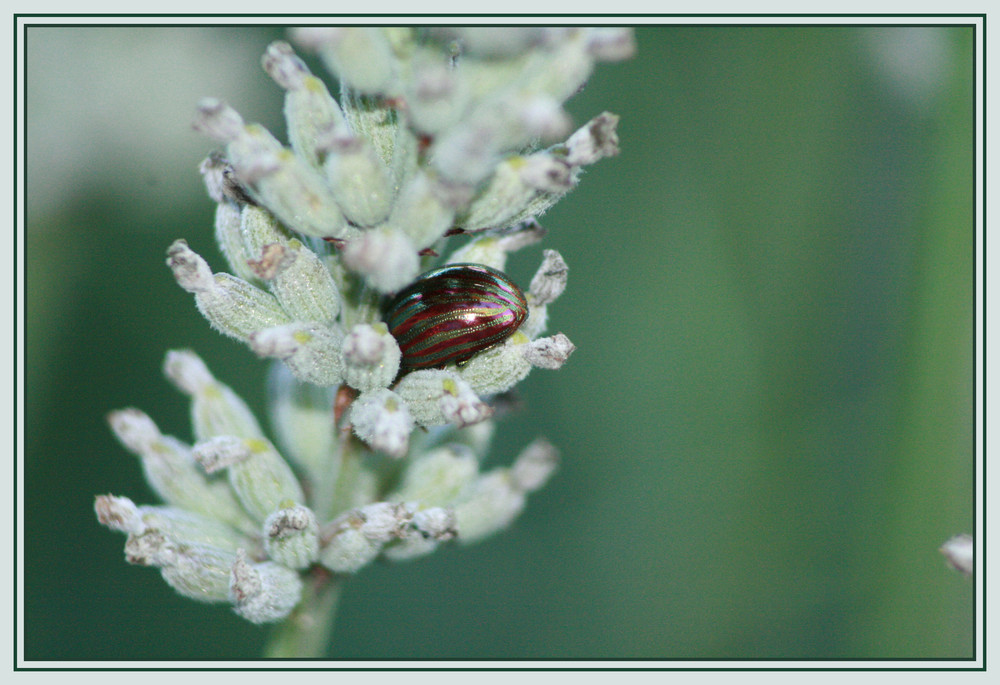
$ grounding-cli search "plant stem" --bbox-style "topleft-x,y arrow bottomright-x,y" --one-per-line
262,570 -> 343,658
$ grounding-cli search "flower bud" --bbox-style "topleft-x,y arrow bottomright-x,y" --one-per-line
339,89 -> 405,173
514,95 -> 572,142
266,363 -> 338,478
126,531 -> 236,604
123,529 -> 175,568
349,388 -> 413,458
356,501 -> 410,541
94,494 -> 144,534
517,153 -> 575,193
382,506 -> 457,562
457,333 -> 533,397
250,239 -> 342,325
166,239 -> 214,291
318,504 -> 408,574
192,97 -> 244,141
452,471 -> 525,544
520,31 -> 594,104
195,99 -> 355,241
384,171 -> 457,250
522,333 -> 576,370
211,198 -> 263,285
264,505 -> 320,570
529,249 -> 568,305
341,323 -> 401,392
521,250 -> 569,339
193,436 -> 305,523
321,132 -> 395,227
230,549 -> 304,624
163,350 -> 266,442
235,132 -> 354,240
98,495 -> 251,554
199,152 -> 256,207
389,445 -> 479,505
239,204 -> 293,260
106,409 -> 249,530
262,40 -> 349,168
250,322 -> 344,387
167,240 -> 292,343
439,378 -> 495,426
431,122 -> 500,186
341,226 -> 420,293
297,27 -> 396,95
318,526 -> 382,574
458,154 -> 566,232
199,153 -> 256,282
198,151 -> 229,204
144,508 -> 249,553
510,438 -> 559,492
412,507 -> 457,541
564,112 -> 621,166
395,370 -> 493,427
404,58 -> 465,135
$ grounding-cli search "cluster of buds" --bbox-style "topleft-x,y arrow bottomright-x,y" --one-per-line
97,27 -> 631,626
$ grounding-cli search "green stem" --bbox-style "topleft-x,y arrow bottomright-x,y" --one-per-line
263,571 -> 344,658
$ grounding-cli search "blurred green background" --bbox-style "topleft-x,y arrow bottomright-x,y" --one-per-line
24,25 -> 974,660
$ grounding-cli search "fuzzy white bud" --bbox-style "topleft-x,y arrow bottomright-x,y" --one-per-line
342,323 -> 401,392
250,239 -> 342,325
167,241 -> 292,343
564,112 -> 621,167
230,549 -> 304,624
321,132 -> 395,227
453,472 -> 525,544
193,436 -> 305,523
357,501 -> 411,541
250,322 -> 344,387
412,507 -> 457,540
510,438 -> 559,491
106,409 -> 250,530
264,505 -> 320,570
163,350 -> 266,442
390,446 -> 479,505
529,250 -> 568,305
523,333 -> 576,370
319,527 -> 382,574
266,363 -> 338,479
192,98 -> 245,142
341,226 -> 420,293
396,370 -> 493,428
126,532 -> 237,604
350,388 -> 413,458
94,494 -> 144,535
221,123 -> 357,241
458,333 -> 533,397
300,27 -> 397,95
385,171 -> 457,250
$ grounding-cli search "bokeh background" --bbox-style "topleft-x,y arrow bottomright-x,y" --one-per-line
24,24 -> 975,660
